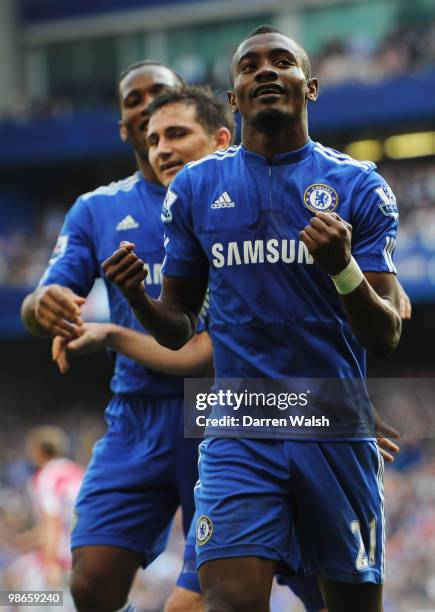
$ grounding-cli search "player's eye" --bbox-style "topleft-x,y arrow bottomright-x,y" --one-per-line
147,135 -> 158,146
125,95 -> 141,108
169,128 -> 189,139
276,59 -> 292,67
240,62 -> 256,73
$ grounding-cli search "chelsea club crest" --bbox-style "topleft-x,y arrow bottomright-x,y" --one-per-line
304,184 -> 338,213
196,515 -> 213,546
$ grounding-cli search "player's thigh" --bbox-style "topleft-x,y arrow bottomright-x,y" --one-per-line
195,438 -> 293,571
317,575 -> 382,612
71,545 -> 140,603
292,440 -> 385,587
199,557 -> 276,612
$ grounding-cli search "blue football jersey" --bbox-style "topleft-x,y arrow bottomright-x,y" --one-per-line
39,172 -> 185,397
162,140 -> 398,381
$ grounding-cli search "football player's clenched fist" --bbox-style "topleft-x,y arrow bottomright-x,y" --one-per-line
300,211 -> 352,276
103,241 -> 148,303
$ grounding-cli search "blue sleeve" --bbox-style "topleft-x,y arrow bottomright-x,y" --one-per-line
161,170 -> 209,278
38,197 -> 99,295
351,172 -> 399,274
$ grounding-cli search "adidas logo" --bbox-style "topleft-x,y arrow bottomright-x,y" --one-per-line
211,192 -> 235,209
116,215 -> 139,231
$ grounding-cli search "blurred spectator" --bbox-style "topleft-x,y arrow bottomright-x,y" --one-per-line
0,423 -> 85,610
4,426 -> 83,604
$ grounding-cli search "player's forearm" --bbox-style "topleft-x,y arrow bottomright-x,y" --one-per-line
21,291 -> 49,337
106,324 -> 213,376
41,515 -> 61,563
340,279 -> 402,358
128,291 -> 196,350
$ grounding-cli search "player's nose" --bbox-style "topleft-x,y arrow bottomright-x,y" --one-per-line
156,139 -> 173,159
254,62 -> 279,82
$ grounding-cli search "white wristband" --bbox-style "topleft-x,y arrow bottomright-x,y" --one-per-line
330,256 -> 364,295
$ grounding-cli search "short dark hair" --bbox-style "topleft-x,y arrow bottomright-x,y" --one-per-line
247,24 -> 283,38
147,85 -> 235,140
233,24 -> 312,81
117,60 -> 186,106
118,60 -> 186,87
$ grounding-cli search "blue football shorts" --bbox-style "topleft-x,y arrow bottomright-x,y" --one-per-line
71,394 -> 200,570
194,438 -> 385,585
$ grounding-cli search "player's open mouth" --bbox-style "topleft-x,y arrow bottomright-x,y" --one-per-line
160,160 -> 183,173
253,84 -> 284,98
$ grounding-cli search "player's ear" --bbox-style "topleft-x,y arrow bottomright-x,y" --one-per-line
119,120 -> 128,143
306,78 -> 319,102
228,90 -> 239,114
214,127 -> 232,151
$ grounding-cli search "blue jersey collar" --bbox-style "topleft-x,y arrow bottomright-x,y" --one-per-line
240,139 -> 314,166
137,171 -> 166,196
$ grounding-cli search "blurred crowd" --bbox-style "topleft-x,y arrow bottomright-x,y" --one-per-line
310,22 -> 435,88
0,408 -> 433,611
384,441 -> 435,612
382,158 -> 435,247
0,204 -> 66,288
0,156 -> 434,289
2,21 -> 435,121
202,22 -> 435,92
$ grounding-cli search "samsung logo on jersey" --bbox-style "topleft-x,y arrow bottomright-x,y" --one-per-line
211,239 -> 314,268
143,262 -> 162,285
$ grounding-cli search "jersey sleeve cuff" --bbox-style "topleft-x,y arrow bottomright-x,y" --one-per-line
353,252 -> 397,274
